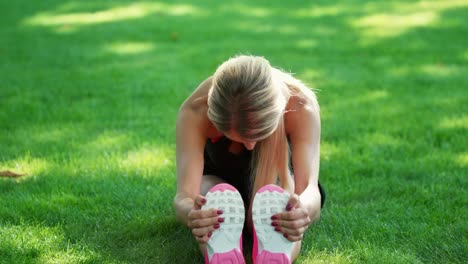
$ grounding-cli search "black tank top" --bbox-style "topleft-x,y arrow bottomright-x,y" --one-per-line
203,135 -> 326,208
204,136 -> 253,176
203,135 -> 253,203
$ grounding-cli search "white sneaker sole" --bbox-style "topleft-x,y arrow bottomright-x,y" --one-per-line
202,183 -> 246,264
252,184 -> 292,264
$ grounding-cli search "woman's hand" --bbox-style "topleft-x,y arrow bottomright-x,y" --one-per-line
271,194 -> 312,242
187,195 -> 224,244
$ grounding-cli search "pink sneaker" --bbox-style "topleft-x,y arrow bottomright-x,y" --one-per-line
252,184 -> 293,264
202,183 -> 246,264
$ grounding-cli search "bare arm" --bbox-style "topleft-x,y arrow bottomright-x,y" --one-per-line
173,78 -> 213,226
271,98 -> 321,242
272,98 -> 321,242
289,101 -> 321,221
173,106 -> 206,225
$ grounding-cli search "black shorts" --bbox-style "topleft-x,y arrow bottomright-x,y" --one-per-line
203,136 -> 326,208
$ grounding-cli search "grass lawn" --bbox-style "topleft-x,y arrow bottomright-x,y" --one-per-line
0,0 -> 467,263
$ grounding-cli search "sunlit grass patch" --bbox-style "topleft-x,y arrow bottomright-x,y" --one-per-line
22,2 -> 205,33
0,154 -> 49,178
350,0 -> 468,42
226,4 -> 273,18
233,21 -> 299,35
321,142 -> 345,161
0,223 -> 98,264
104,41 -> 155,55
23,3 -> 157,28
353,11 -> 438,38
297,249 -> 354,264
419,64 -> 467,78
439,115 -> 468,129
85,131 -> 133,153
120,146 -> 174,175
455,152 -> 468,167
293,5 -> 345,18
295,39 -> 318,49
297,245 -> 423,264
364,133 -> 403,147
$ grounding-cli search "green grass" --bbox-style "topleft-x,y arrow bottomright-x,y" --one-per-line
0,0 -> 467,263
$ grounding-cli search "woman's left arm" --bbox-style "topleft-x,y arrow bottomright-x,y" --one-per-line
272,102 -> 321,242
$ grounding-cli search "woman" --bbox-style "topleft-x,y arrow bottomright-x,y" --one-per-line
174,55 -> 324,263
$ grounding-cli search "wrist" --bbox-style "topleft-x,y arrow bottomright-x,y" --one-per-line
174,196 -> 195,226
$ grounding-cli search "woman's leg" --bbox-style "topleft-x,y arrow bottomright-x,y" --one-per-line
200,174 -> 226,195
291,241 -> 302,261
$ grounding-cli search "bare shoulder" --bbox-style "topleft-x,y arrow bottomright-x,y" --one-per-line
177,76 -> 219,137
285,95 -> 320,142
180,76 -> 213,112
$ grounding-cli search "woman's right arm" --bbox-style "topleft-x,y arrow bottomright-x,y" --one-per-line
174,83 -> 223,243
173,102 -> 206,225
173,77 -> 216,227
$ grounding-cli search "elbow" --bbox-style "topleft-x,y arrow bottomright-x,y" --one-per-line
173,193 -> 191,226
172,196 -> 178,214
311,207 -> 321,223
173,195 -> 183,223
308,189 -> 322,224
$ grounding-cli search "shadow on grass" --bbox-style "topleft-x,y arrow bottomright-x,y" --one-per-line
1,0 -> 467,263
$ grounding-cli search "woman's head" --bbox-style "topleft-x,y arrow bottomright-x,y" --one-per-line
206,54 -> 318,195
207,55 -> 288,143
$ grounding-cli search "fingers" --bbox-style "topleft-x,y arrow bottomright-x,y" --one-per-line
190,214 -> 223,244
270,195 -> 311,242
273,207 -> 310,222
188,208 -> 222,223
273,210 -> 311,228
189,211 -> 223,229
195,232 -> 212,244
272,212 -> 310,234
190,212 -> 223,244
282,232 -> 303,242
275,223 -> 308,241
194,195 -> 207,210
192,222 -> 220,237
285,193 -> 300,211
189,196 -> 225,245
272,216 -> 309,242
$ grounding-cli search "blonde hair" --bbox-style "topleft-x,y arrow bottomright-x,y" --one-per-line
207,55 -> 318,197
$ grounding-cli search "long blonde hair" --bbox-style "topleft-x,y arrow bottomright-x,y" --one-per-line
207,55 -> 318,197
